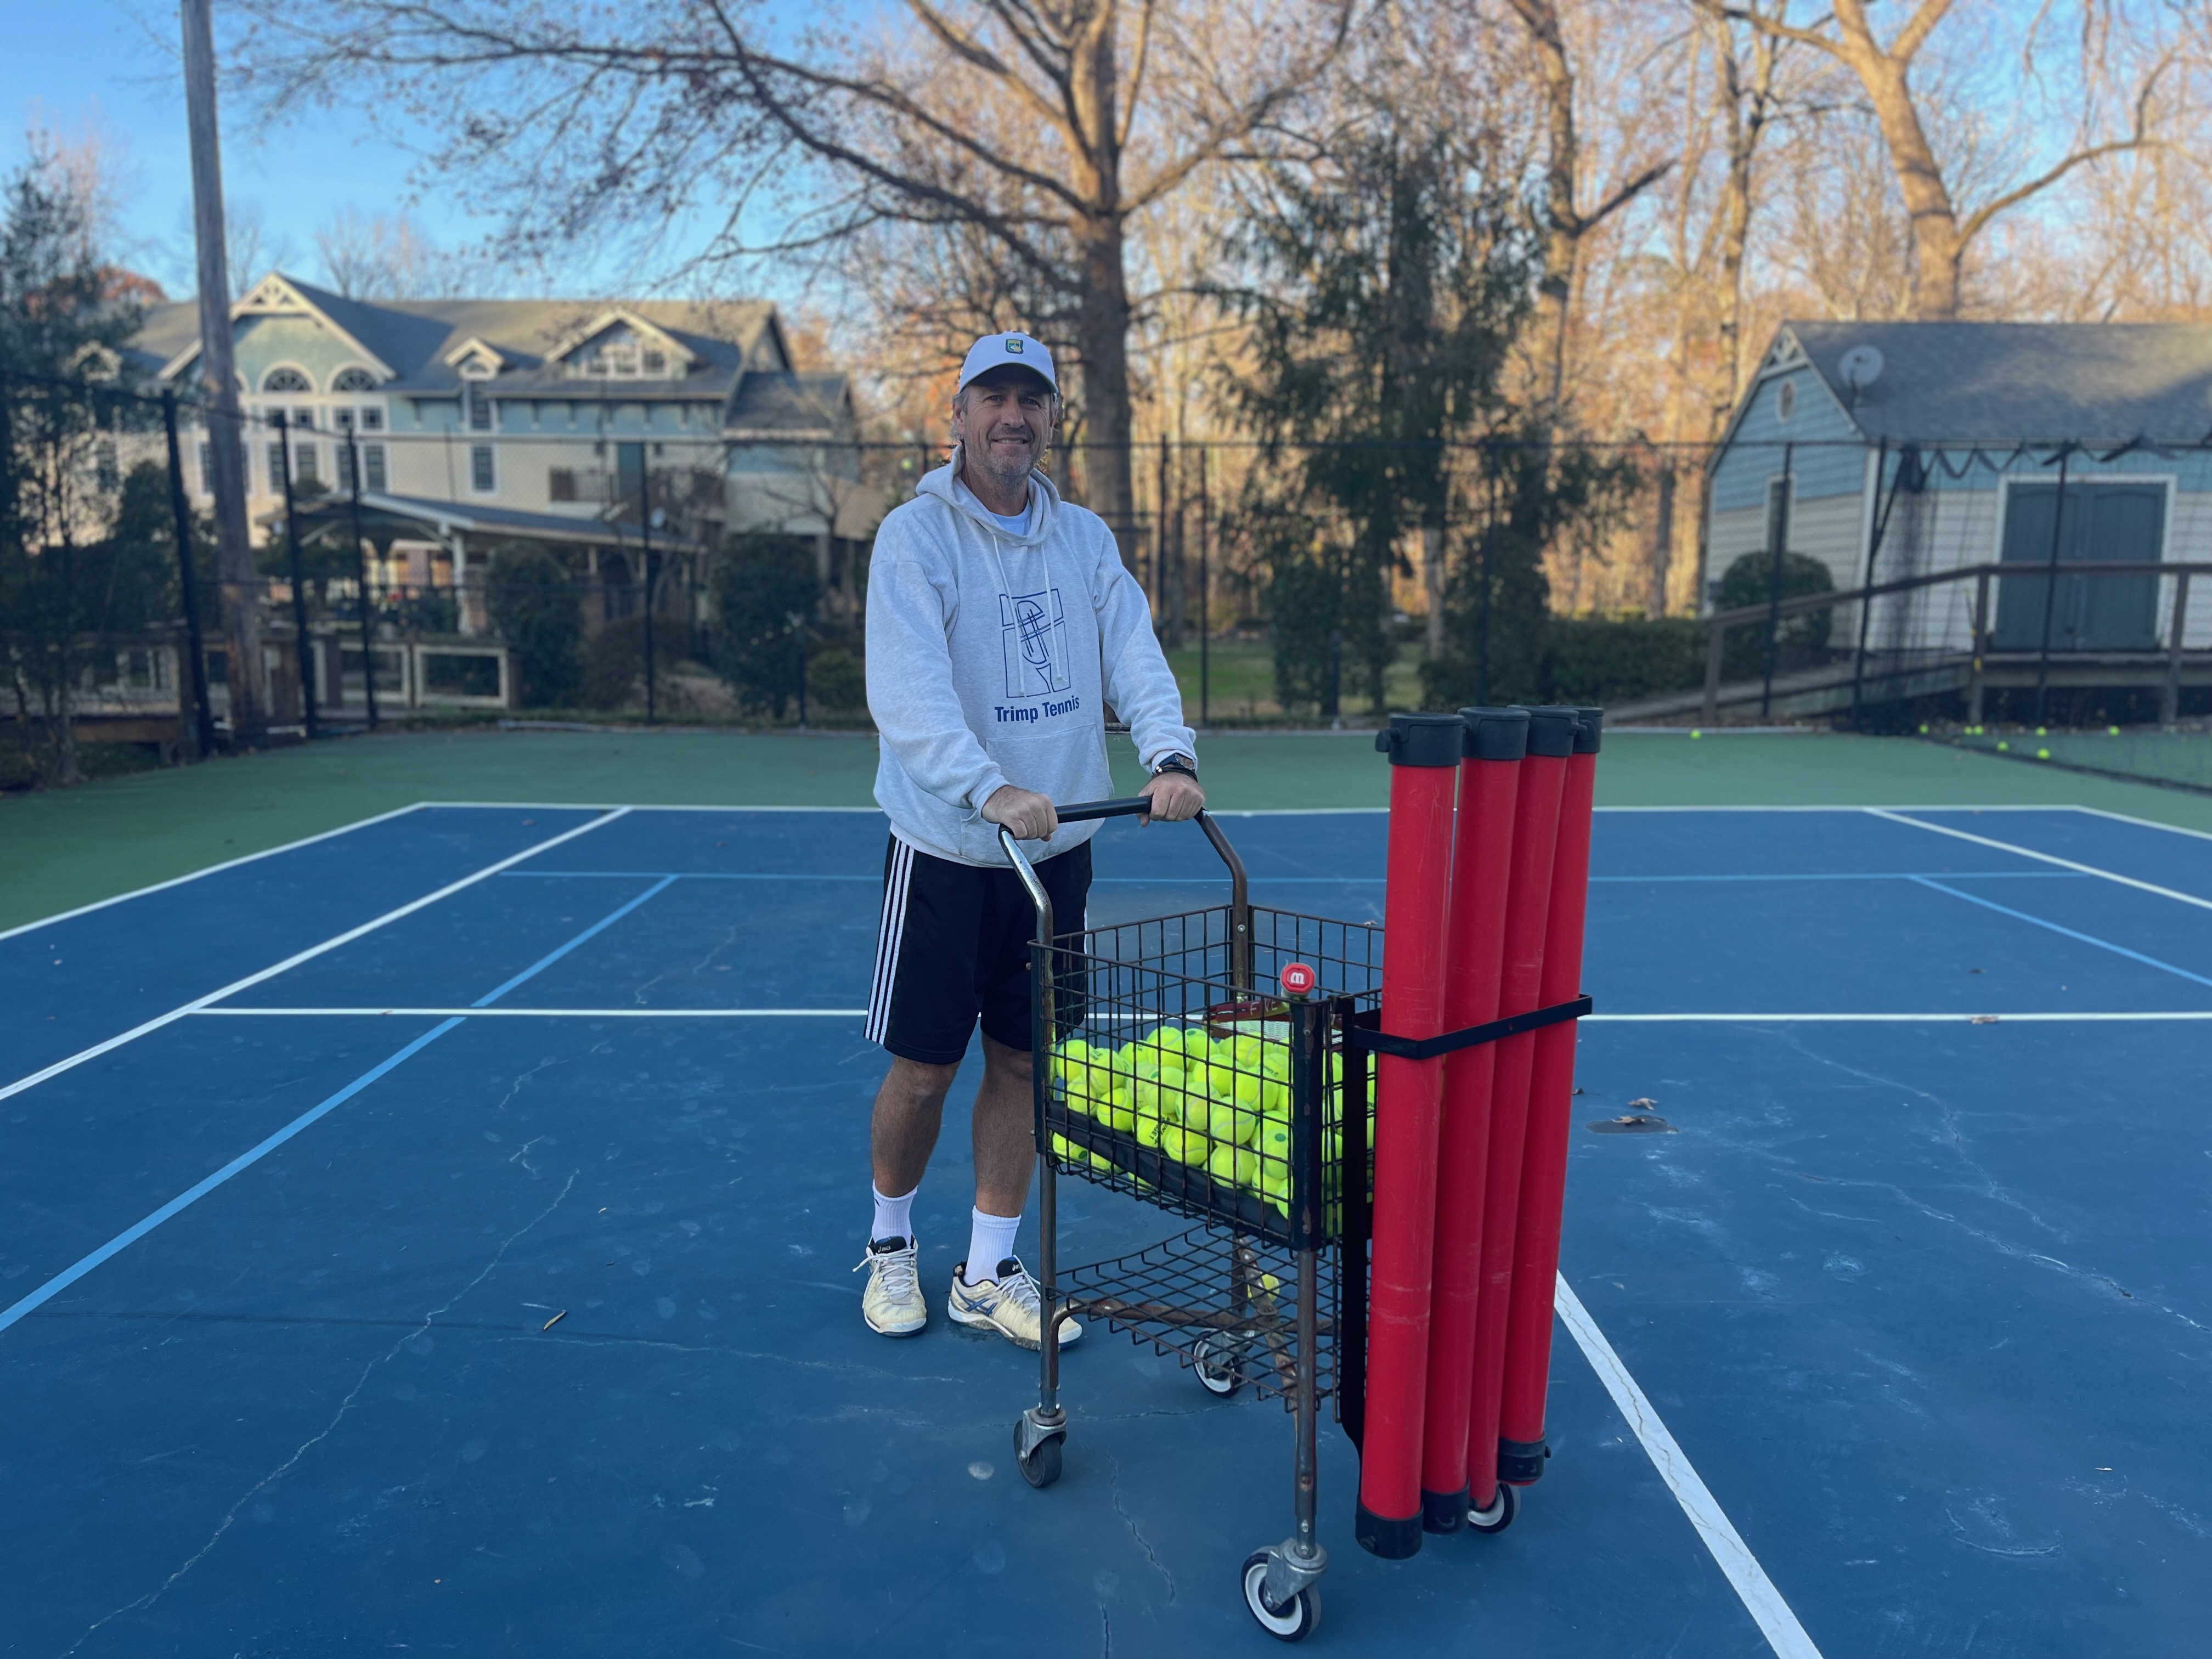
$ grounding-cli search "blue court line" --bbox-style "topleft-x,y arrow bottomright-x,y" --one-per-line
1911,877 -> 2212,991
0,878 -> 680,1339
501,869 -> 2089,887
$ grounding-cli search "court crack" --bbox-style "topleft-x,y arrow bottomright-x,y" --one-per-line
58,1173 -> 578,1658
1107,1454 -> 1177,1603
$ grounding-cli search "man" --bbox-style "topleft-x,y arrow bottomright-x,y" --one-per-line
856,331 -> 1202,1350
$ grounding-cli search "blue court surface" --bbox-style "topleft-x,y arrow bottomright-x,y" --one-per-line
3,800 -> 2208,1656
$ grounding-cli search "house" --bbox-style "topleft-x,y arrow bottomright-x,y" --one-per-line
126,275 -> 878,644
1702,321 -> 2212,718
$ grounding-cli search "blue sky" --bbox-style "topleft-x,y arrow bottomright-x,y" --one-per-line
1,2 -> 643,300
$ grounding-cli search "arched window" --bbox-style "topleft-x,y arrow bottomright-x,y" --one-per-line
262,366 -> 312,393
332,366 -> 378,392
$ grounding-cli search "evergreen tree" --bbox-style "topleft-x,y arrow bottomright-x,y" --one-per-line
710,534 -> 819,720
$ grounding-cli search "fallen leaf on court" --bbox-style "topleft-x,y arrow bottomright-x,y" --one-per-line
542,1311 -> 567,1330
1971,1015 -> 1999,1025
1628,1097 -> 1657,1109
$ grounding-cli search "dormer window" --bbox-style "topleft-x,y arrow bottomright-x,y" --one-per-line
263,366 -> 313,393
332,367 -> 379,392
641,348 -> 668,376
606,345 -> 639,376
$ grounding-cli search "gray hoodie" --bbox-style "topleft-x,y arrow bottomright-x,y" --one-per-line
865,452 -> 1195,867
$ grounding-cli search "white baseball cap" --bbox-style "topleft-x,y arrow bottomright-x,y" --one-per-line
956,331 -> 1058,395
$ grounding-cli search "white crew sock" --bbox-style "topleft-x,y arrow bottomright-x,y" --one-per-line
963,1209 -> 1022,1285
871,1183 -> 918,1247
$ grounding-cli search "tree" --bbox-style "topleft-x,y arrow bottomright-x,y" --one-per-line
1222,121 -> 1533,715
485,543 -> 583,706
710,534 -> 820,719
233,0 -> 1352,565
0,145 -> 156,785
314,208 -> 458,299
1714,0 -> 2176,319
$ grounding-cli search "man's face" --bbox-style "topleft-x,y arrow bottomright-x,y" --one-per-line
952,367 -> 1057,490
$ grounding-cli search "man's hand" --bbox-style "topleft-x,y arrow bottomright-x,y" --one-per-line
982,785 -> 1059,841
1140,772 -> 1204,825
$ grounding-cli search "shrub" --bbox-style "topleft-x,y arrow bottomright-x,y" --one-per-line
486,543 -> 583,706
710,534 -> 819,718
1716,549 -> 1833,679
808,646 -> 867,714
1541,616 -> 1705,704
582,616 -> 650,710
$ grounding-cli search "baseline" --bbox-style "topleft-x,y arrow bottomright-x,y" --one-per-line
185,1006 -> 2212,1023
1554,1273 -> 1824,1659
0,809 -> 629,1105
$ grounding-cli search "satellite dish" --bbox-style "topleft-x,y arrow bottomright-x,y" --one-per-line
1839,344 -> 1885,392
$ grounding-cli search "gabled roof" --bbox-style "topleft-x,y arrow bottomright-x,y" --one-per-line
724,371 -> 852,439
130,278 -> 785,400
1757,320 -> 2212,448
539,308 -> 700,370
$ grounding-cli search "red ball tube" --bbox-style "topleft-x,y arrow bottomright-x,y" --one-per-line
1497,708 -> 1602,1486
1462,706 -> 1578,1520
1416,707 -> 1528,1534
1353,712 -> 1464,1562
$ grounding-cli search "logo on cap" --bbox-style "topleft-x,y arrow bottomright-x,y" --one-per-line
1005,338 -> 1024,353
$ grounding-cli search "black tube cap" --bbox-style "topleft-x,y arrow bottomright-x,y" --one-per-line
1519,706 -> 1580,758
1498,1437 -> 1551,1483
1374,712 -> 1464,768
1421,1485 -> 1470,1534
1573,707 -> 1604,755
1355,1500 -> 1424,1559
1459,706 -> 1529,762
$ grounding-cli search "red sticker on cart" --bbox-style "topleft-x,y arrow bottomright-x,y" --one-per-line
1280,962 -> 1317,996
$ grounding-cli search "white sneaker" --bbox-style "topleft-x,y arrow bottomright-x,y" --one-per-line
947,1257 -> 1084,1351
855,1235 -> 927,1336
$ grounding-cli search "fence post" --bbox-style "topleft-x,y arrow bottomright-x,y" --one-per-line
1760,442 -> 1793,719
2034,449 -> 2071,727
1968,569 -> 1991,727
1701,616 -> 1724,725
639,481 -> 657,727
2164,569 -> 2191,730
160,391 -> 218,760
1849,436 -> 1890,732
1197,444 -> 1210,727
346,431 -> 379,730
273,412 -> 319,739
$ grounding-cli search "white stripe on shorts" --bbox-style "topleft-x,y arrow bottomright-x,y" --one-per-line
866,839 -> 916,1045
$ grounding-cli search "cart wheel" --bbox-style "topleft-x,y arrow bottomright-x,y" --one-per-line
1467,1482 -> 1520,1534
1193,1331 -> 1246,1398
1241,1551 -> 1321,1641
1014,1419 -> 1063,1489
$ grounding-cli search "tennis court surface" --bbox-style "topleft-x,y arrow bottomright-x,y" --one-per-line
4,799 -> 2207,1656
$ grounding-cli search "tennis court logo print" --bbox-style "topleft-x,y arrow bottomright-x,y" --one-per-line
1000,588 -> 1070,698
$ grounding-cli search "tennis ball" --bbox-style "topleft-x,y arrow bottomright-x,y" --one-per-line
1259,1120 -> 1291,1159
1689,729 -> 1702,739
1996,741 -> 2010,751
2037,748 -> 2050,760
1261,1080 -> 1290,1119
1103,1090 -> 1137,1133
1206,1099 -> 1259,1146
1208,1142 -> 1260,1187
1136,1111 -> 1167,1150
1159,1125 -> 1207,1165
1231,1035 -> 1264,1068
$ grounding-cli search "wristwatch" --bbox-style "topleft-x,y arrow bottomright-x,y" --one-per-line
1150,753 -> 1198,782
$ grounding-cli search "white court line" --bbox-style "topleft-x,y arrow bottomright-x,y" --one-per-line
0,810 -> 631,1105
185,1007 -> 2212,1023
194,1006 -> 868,1019
1866,808 -> 2212,913
0,801 -> 436,945
2066,804 -> 2212,845
1554,1274 -> 1824,1659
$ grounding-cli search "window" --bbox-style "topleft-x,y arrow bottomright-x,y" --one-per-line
267,442 -> 287,492
335,408 -> 354,433
94,439 -> 119,491
262,366 -> 312,393
550,467 -> 579,503
360,406 -> 385,432
641,348 -> 667,376
364,443 -> 387,492
198,441 -> 214,494
332,367 -> 377,393
337,442 -> 355,491
606,345 -> 639,376
293,406 -> 315,430
296,443 -> 320,489
468,388 -> 493,432
471,443 -> 496,493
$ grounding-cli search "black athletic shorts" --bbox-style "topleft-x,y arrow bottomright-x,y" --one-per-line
865,834 -> 1092,1065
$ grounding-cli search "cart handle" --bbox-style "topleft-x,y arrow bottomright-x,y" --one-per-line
1055,794 -> 1158,823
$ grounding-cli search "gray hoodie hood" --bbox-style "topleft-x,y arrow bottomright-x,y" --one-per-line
865,450 -> 1195,866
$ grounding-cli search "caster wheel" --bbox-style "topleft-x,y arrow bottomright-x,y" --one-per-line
1193,1331 -> 1247,1397
1242,1551 -> 1320,1641
1468,1481 -> 1520,1534
1014,1418 -> 1063,1489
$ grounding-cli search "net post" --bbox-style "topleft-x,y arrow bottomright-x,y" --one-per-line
1416,706 -> 1527,1534
2164,569 -> 2190,730
1497,708 -> 1602,1488
1352,713 -> 1459,1561
161,390 -> 218,760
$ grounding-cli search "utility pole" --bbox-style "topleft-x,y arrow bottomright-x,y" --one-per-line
160,391 -> 218,759
273,412 -> 318,737
181,0 -> 265,745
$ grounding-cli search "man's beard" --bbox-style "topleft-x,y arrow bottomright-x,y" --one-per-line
972,432 -> 1039,489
